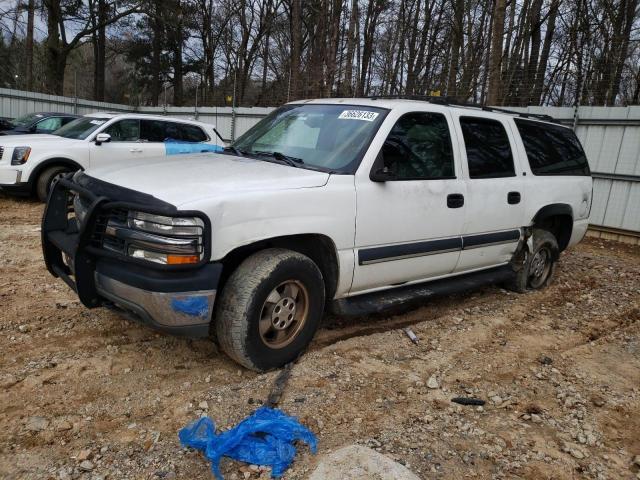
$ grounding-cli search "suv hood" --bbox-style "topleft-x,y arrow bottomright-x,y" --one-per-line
0,134 -> 70,144
87,152 -> 330,206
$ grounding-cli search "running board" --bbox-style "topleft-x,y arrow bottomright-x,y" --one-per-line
330,266 -> 515,317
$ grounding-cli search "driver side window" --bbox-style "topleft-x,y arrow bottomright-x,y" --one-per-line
103,119 -> 140,142
380,112 -> 455,180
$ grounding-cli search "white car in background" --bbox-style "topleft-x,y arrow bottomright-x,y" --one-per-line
0,112 -> 224,201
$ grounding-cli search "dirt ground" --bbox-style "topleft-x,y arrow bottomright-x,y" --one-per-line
0,192 -> 639,480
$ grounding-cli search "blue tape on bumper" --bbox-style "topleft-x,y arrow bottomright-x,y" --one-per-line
165,142 -> 223,156
171,296 -> 209,318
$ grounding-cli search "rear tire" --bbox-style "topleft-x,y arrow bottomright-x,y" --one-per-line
36,166 -> 71,202
505,228 -> 558,293
215,248 -> 325,371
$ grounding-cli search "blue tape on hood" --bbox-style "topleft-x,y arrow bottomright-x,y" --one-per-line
179,407 -> 317,479
165,141 -> 223,156
170,296 -> 209,318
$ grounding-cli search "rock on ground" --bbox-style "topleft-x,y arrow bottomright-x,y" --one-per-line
309,445 -> 420,480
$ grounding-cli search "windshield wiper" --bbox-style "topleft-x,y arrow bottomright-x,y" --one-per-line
253,150 -> 305,167
212,127 -> 244,157
223,145 -> 245,157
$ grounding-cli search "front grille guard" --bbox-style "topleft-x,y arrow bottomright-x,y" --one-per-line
41,174 -> 109,308
42,174 -> 212,308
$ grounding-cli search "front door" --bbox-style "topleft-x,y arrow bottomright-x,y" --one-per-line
89,119 -> 164,166
351,110 -> 466,293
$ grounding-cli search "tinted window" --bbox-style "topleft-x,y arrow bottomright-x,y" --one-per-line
380,112 -> 454,179
140,120 -> 166,142
61,116 -> 77,126
515,119 -> 590,176
104,119 -> 140,142
179,124 -> 208,142
460,117 -> 515,178
35,117 -> 63,132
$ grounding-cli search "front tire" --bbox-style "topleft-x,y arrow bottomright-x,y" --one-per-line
215,248 -> 325,371
36,166 -> 71,202
505,228 -> 559,292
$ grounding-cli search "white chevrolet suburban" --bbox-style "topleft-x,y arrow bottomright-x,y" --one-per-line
42,98 -> 592,370
0,112 -> 222,201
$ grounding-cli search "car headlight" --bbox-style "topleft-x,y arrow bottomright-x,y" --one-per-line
103,210 -> 206,266
11,146 -> 31,165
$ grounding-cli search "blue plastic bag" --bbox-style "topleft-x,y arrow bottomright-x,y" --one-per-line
178,407 -> 317,479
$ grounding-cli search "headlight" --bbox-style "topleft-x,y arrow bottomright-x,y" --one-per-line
11,146 -> 31,165
103,211 -> 205,266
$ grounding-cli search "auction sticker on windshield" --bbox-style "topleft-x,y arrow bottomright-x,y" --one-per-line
338,110 -> 379,121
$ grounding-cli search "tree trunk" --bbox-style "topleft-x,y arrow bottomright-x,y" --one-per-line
289,0 -> 302,100
150,3 -> 163,106
25,0 -> 35,91
447,0 -> 463,99
94,0 -> 107,101
342,0 -> 358,96
531,0 -> 558,105
44,0 -> 66,94
487,0 -> 506,105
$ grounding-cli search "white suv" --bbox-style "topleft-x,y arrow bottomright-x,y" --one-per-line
0,112 -> 222,201
42,98 -> 592,370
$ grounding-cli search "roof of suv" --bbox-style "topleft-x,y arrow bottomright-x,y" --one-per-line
291,97 -> 564,128
83,112 -> 213,126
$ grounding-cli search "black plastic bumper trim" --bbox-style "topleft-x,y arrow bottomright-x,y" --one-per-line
96,259 -> 222,293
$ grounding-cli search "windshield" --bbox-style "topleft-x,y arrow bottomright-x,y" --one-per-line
10,113 -> 43,127
233,104 -> 388,172
53,117 -> 109,140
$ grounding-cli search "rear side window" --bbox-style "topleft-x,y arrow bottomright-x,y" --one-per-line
140,120 -> 167,142
460,117 -> 515,178
179,124 -> 208,142
515,119 -> 590,176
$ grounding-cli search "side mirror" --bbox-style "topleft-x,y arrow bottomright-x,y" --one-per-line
370,166 -> 396,182
94,133 -> 111,145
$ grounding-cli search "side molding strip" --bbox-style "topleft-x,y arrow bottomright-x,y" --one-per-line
358,229 -> 521,265
358,237 -> 462,265
462,229 -> 521,250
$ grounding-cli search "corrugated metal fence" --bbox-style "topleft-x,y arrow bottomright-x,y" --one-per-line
0,88 -> 271,141
1,88 -> 639,236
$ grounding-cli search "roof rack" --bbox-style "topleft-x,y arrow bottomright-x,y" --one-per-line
366,95 -> 557,122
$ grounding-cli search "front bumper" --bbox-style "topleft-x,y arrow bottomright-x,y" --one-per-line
42,174 -> 219,337
0,168 -> 30,195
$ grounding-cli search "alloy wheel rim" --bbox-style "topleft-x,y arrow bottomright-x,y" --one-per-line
259,280 -> 309,349
529,247 -> 551,288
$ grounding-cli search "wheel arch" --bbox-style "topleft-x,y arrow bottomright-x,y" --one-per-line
218,233 -> 340,308
531,203 -> 574,252
29,157 -> 84,192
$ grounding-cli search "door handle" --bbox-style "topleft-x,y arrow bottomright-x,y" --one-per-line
508,191 -> 521,204
447,193 -> 464,208
129,148 -> 142,153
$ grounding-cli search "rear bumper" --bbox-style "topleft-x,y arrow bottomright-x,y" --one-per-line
568,218 -> 589,248
42,174 -> 219,337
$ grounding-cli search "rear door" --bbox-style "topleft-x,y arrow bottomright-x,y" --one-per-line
451,113 -> 526,272
351,109 -> 466,293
